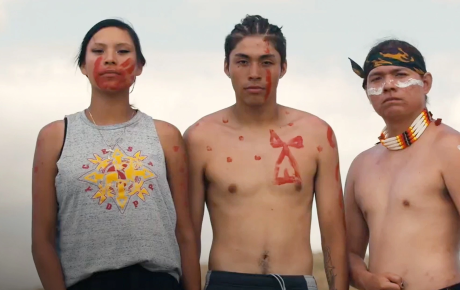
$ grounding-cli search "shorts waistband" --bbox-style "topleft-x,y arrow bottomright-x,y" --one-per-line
205,270 -> 317,290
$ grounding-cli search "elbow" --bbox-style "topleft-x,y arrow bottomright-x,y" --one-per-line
176,226 -> 197,246
31,235 -> 54,258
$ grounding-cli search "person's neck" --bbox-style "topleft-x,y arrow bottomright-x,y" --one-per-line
231,100 -> 279,127
384,107 -> 426,137
86,89 -> 135,126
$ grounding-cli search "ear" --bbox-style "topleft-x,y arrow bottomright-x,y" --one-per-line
134,64 -> 143,77
422,72 -> 432,95
224,58 -> 230,78
80,64 -> 87,76
280,60 -> 287,79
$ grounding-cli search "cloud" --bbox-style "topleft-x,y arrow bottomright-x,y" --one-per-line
1,44 -> 460,288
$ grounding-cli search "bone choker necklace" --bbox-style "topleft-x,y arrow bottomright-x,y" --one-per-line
378,108 -> 441,150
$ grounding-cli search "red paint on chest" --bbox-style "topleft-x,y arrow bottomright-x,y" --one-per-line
227,157 -> 233,163
327,126 -> 336,148
239,136 -> 244,141
255,155 -> 261,160
288,123 -> 293,126
93,57 -> 136,91
173,146 -> 180,152
206,146 -> 212,151
269,129 -> 304,186
265,70 -> 272,101
222,118 -> 229,123
317,146 -> 323,152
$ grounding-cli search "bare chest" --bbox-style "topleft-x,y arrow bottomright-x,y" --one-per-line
355,149 -> 448,219
204,129 -> 318,197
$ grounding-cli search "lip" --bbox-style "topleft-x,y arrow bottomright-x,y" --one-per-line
383,97 -> 402,103
245,86 -> 265,93
99,70 -> 121,76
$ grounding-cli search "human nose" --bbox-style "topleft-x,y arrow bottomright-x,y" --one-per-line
248,62 -> 262,80
383,76 -> 396,92
104,48 -> 117,65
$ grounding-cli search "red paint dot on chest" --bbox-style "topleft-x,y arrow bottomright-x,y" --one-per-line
227,157 -> 232,162
222,118 -> 229,123
239,136 -> 244,141
206,146 -> 212,151
173,146 -> 179,152
288,123 -> 293,126
317,146 -> 323,152
254,155 -> 261,160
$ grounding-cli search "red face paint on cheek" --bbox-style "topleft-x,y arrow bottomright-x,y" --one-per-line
93,57 -> 136,91
265,70 -> 272,101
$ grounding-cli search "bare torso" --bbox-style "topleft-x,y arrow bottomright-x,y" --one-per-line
193,106 -> 327,275
354,124 -> 460,290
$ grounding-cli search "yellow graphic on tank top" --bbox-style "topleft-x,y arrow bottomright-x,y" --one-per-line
80,147 -> 155,213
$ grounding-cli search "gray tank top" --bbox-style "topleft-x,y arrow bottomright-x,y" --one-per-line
55,110 -> 181,287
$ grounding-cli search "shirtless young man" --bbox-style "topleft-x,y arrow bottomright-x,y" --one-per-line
345,39 -> 460,290
184,15 -> 348,290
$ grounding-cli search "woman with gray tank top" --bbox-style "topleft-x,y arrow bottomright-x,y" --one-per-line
31,19 -> 201,290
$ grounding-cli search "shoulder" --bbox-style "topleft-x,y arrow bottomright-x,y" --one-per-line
38,120 -> 65,143
433,123 -> 460,160
183,108 -> 228,145
152,119 -> 183,143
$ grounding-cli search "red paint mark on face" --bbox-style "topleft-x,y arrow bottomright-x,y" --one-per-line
173,146 -> 180,152
93,57 -> 136,91
82,164 -> 89,169
327,126 -> 336,148
265,70 -> 272,101
317,146 -> 323,152
85,186 -> 92,192
239,136 -> 244,141
128,146 -> 133,152
269,130 -> 304,185
227,157 -> 233,163
195,122 -> 200,127
33,166 -> 38,173
222,118 -> 229,123
148,162 -> 153,166
133,200 -> 139,208
335,163 -> 340,181
106,203 -> 112,210
288,123 -> 293,126
207,146 -> 212,151
255,155 -> 261,160
264,39 -> 270,54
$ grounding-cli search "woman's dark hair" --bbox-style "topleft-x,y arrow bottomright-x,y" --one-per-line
224,15 -> 286,65
76,19 -> 146,67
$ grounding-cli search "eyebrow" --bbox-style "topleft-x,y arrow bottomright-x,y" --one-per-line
234,53 -> 276,59
369,68 -> 406,77
92,42 -> 132,47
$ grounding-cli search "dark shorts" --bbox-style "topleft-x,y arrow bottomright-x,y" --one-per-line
67,264 -> 181,290
204,270 -> 318,290
440,282 -> 460,290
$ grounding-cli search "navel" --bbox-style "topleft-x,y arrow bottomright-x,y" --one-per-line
402,199 -> 410,207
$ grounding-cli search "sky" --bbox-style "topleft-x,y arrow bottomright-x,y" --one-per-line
1,0 -> 460,289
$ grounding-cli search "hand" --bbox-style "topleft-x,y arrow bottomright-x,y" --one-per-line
362,272 -> 404,290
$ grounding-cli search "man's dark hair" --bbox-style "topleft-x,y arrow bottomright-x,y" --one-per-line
76,19 -> 146,68
367,38 -> 428,102
224,15 -> 286,65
